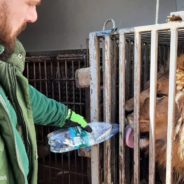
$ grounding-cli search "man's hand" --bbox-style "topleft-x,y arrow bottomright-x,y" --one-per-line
66,109 -> 92,132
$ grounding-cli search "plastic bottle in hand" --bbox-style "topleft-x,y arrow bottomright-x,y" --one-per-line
48,122 -> 119,153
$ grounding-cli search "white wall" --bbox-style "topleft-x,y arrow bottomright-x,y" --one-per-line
20,0 -> 177,52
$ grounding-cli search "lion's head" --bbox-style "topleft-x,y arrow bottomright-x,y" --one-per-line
125,54 -> 184,176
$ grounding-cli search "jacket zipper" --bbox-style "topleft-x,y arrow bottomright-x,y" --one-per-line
9,67 -> 32,169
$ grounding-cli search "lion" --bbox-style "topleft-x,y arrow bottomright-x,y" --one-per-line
125,54 -> 184,183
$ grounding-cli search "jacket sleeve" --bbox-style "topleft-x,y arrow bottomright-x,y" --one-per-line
29,85 -> 68,127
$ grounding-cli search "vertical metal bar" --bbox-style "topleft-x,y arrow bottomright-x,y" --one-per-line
26,61 -> 29,79
65,61 -> 69,103
89,32 -> 101,184
78,60 -> 82,114
131,41 -> 134,98
111,37 -> 118,184
44,61 -> 48,96
39,61 -> 42,91
134,30 -> 141,184
149,29 -> 158,184
103,35 -> 112,184
33,62 -> 36,87
155,0 -> 160,24
51,60 -> 54,98
119,31 -> 126,184
166,28 -> 178,184
126,40 -> 131,100
57,61 -> 61,101
68,151 -> 71,184
72,60 -> 76,111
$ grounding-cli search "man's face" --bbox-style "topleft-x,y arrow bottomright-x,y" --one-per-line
0,0 -> 40,51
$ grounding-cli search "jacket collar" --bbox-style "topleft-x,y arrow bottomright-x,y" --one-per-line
0,40 -> 26,73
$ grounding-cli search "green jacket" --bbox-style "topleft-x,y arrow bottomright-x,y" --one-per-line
0,41 -> 68,184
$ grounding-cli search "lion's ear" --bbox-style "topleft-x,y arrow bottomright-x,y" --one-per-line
175,91 -> 184,119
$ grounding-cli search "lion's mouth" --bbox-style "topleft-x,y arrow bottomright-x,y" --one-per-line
125,124 -> 149,149
125,125 -> 134,148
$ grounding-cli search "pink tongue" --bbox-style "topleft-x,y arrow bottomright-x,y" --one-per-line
125,125 -> 134,148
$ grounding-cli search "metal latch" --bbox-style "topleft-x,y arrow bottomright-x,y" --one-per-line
96,18 -> 118,36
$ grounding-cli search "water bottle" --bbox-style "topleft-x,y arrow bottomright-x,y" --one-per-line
48,122 -> 119,153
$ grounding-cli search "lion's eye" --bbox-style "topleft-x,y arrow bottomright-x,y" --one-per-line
156,93 -> 166,100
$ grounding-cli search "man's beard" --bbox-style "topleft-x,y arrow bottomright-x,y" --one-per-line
0,2 -> 27,61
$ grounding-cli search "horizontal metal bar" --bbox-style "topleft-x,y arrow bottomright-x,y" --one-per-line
89,22 -> 184,38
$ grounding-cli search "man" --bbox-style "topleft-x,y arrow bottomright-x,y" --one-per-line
0,0 -> 92,183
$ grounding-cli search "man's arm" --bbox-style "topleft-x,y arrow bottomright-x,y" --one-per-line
29,85 -> 92,132
29,85 -> 68,127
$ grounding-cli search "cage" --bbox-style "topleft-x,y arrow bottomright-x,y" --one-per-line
88,19 -> 184,184
24,50 -> 91,184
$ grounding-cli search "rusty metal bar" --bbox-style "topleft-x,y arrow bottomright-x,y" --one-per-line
119,31 -> 126,184
50,61 -> 54,98
89,32 -> 101,184
72,60 -> 76,111
65,60 -> 69,103
111,37 -> 118,184
38,62 -> 42,91
33,62 -> 36,87
149,29 -> 158,184
57,61 -> 61,101
166,28 -> 178,184
103,35 -> 112,184
134,30 -> 141,184
44,62 -> 48,96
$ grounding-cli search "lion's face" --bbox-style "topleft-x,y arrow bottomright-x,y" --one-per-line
124,55 -> 184,175
125,74 -> 172,149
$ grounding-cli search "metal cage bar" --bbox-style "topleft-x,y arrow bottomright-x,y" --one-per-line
89,32 -> 101,184
134,30 -> 141,184
119,31 -> 126,184
103,35 -> 113,184
149,29 -> 158,184
166,28 -> 178,184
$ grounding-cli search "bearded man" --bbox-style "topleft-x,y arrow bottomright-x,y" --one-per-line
0,0 -> 92,183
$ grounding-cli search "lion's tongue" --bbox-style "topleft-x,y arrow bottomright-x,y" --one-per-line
125,125 -> 134,148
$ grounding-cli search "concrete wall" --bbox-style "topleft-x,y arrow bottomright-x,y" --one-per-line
176,0 -> 184,11
20,0 -> 177,52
